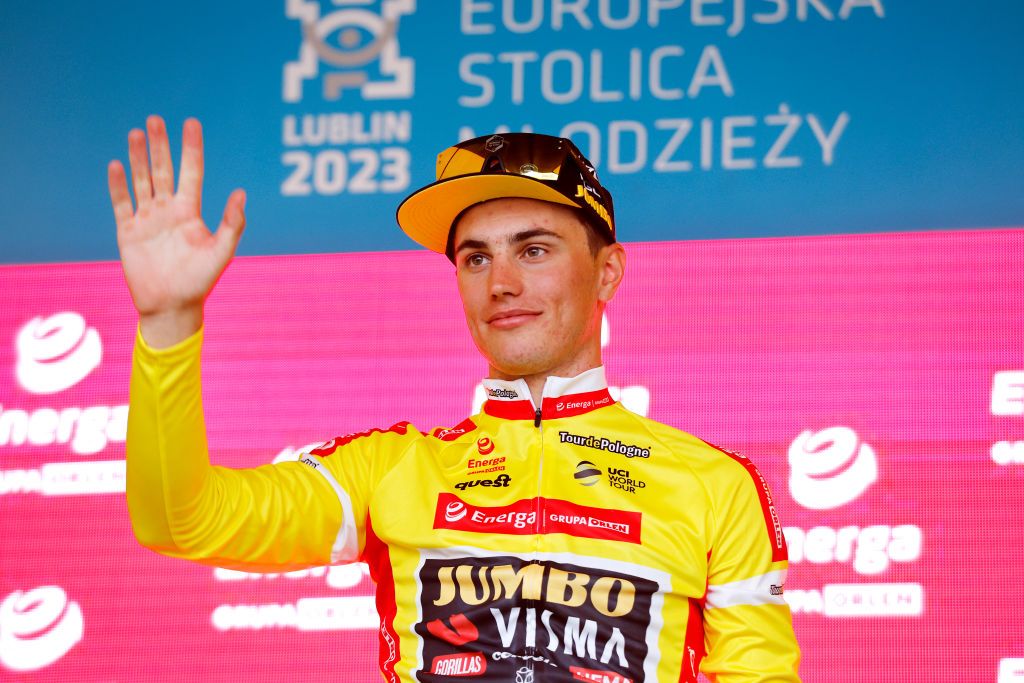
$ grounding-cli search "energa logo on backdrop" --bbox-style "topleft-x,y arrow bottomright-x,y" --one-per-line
0,586 -> 83,672
284,0 -> 416,102
783,425 -> 923,616
2,312 -> 125,457
15,313 -> 101,395
787,425 -> 877,509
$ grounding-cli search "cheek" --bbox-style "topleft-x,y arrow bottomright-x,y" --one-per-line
457,278 -> 478,317
555,270 -> 598,318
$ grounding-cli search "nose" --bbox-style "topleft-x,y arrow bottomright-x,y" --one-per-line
488,252 -> 523,299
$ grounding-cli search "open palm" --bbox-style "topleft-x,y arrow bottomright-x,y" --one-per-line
108,116 -> 246,322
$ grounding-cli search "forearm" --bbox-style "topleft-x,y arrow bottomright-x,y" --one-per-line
125,325 -> 343,569
126,324 -> 213,552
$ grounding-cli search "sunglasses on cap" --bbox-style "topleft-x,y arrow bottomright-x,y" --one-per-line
395,132 -> 616,258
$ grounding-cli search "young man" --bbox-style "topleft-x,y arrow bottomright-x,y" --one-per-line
110,117 -> 801,682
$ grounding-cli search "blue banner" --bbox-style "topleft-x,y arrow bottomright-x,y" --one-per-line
1,0 -> 1021,263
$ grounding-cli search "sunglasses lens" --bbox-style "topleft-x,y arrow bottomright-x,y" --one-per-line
430,132 -> 614,249
436,134 -> 570,182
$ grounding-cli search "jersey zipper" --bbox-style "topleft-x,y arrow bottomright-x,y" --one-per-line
529,406 -> 544,679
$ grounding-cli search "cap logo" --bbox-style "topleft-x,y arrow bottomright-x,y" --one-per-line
574,184 -> 612,229
484,135 -> 505,152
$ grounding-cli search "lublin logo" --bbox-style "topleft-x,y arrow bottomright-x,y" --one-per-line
283,0 -> 415,103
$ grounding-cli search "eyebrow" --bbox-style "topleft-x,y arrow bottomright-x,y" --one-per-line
454,228 -> 562,256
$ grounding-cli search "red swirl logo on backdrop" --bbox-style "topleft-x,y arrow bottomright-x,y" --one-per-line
476,438 -> 495,455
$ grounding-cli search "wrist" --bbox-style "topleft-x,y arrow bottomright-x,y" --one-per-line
139,306 -> 203,349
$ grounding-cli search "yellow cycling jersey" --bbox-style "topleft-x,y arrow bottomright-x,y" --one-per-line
127,327 -> 801,683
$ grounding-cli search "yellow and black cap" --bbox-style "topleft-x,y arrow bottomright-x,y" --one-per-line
396,132 -> 615,258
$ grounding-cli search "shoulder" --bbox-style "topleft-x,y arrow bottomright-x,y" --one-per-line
609,407 -> 747,463
306,421 -> 421,456
424,417 -> 482,443
305,415 -> 484,458
609,407 -> 768,486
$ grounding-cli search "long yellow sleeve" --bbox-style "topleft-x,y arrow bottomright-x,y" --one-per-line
125,326 -> 344,571
700,451 -> 802,681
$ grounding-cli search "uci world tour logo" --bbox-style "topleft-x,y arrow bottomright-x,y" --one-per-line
284,0 -> 415,102
574,460 -> 601,486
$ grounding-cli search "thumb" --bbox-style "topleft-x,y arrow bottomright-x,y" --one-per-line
215,189 -> 247,259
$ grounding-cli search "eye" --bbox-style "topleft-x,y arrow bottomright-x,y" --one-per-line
523,245 -> 547,259
464,253 -> 489,268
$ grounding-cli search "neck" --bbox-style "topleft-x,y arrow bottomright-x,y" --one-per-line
488,352 -> 603,409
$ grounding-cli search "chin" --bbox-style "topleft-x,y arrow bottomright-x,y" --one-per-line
487,347 -> 562,378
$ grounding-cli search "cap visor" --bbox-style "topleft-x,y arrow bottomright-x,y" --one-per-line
396,174 -> 582,254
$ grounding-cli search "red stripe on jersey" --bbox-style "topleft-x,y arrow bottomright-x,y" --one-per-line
483,399 -> 536,420
679,598 -> 706,682
434,493 -> 642,544
309,422 -> 411,456
700,439 -> 788,563
483,389 -> 616,420
363,517 -> 400,683
431,417 -> 478,441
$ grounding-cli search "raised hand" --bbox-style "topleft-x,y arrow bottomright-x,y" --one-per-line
108,116 -> 246,347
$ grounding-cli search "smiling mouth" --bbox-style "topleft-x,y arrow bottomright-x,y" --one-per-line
487,310 -> 541,328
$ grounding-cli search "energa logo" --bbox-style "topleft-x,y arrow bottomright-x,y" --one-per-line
0,586 -> 83,671
788,426 -> 878,509
15,312 -> 101,395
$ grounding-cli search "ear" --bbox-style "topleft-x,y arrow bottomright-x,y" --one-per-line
596,243 -> 626,303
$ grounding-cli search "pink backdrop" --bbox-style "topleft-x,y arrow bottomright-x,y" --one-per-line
1,229 -> 1022,682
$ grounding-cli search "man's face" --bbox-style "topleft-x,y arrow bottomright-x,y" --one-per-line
452,198 -> 623,380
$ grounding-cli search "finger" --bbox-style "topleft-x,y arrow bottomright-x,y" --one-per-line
178,118 -> 204,212
107,160 -> 134,231
127,128 -> 153,207
215,189 -> 247,259
147,115 -> 174,199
